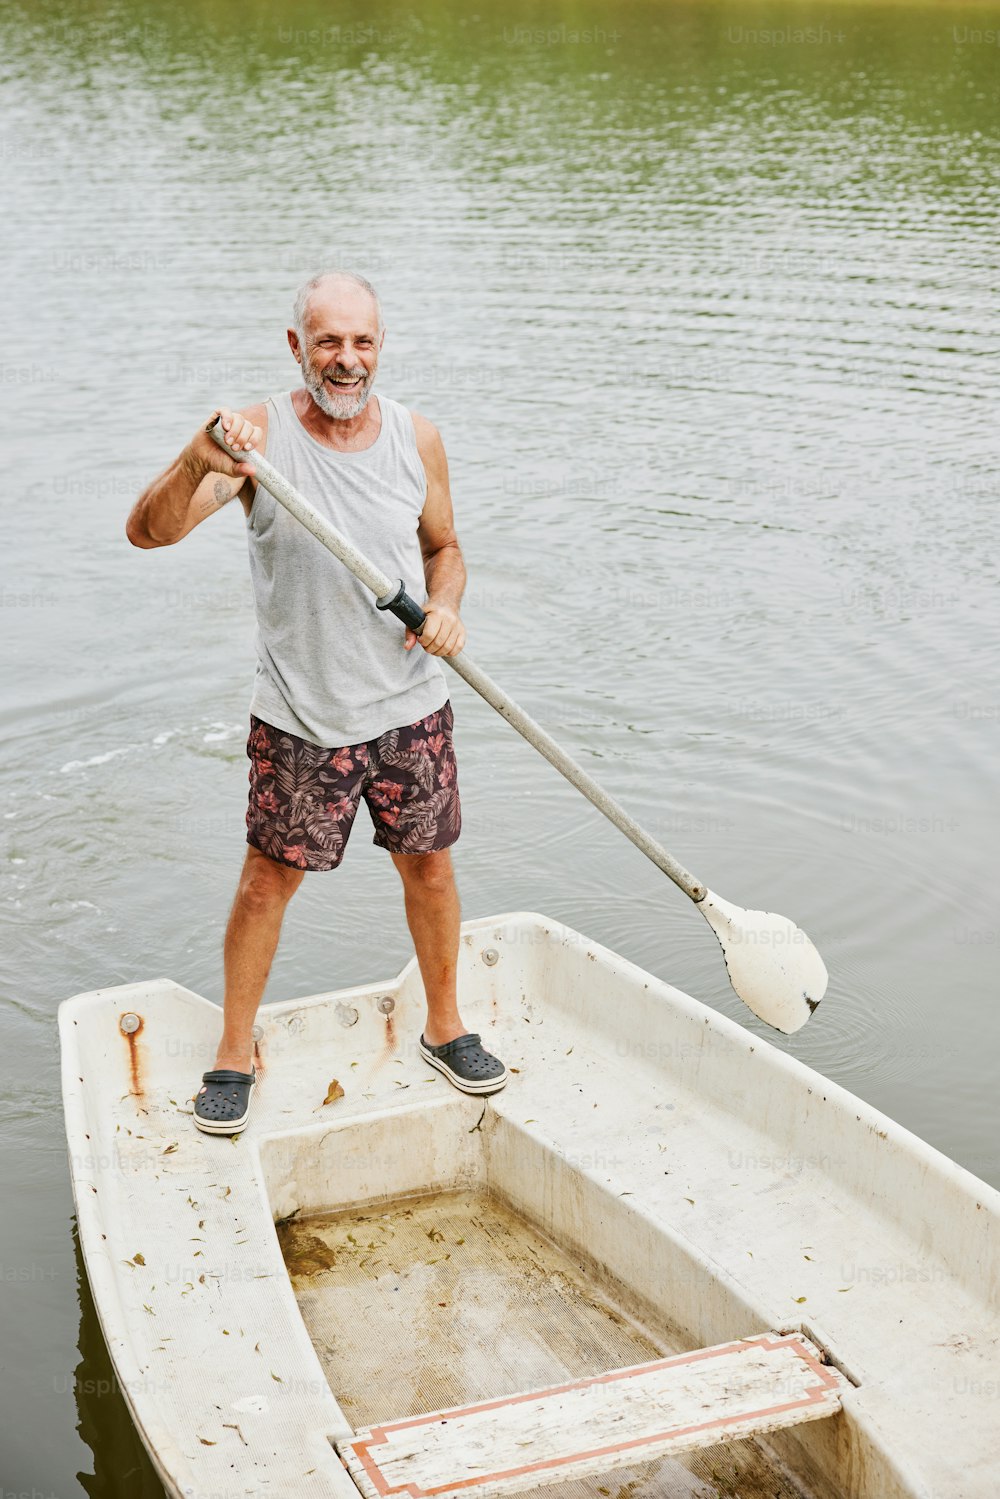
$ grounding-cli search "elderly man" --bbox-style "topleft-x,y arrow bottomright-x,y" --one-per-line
126,270 -> 507,1133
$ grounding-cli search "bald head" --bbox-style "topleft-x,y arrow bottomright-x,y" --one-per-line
292,269 -> 383,342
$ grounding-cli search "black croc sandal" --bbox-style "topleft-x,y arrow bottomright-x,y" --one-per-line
194,1068 -> 256,1135
418,1032 -> 508,1095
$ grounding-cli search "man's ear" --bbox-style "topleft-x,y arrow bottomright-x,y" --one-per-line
287,328 -> 301,361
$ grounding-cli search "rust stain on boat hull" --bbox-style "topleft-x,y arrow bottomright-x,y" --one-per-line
121,1014 -> 145,1096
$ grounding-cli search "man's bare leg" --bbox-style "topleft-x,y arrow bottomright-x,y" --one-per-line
212,846 -> 305,1072
390,848 -> 466,1046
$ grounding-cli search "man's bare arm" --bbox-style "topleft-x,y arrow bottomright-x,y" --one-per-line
125,406 -> 265,549
407,412 -> 466,657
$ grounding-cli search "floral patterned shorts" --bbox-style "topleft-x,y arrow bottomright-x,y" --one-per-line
246,701 -> 461,872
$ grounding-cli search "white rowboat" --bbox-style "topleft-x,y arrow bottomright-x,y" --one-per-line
59,913 -> 1000,1498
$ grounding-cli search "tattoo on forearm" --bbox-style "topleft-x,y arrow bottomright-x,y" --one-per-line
198,476 -> 234,516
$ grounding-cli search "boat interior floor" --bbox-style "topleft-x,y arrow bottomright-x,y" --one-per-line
281,1185 -> 813,1499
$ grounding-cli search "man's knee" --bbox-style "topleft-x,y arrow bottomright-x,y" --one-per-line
393,848 -> 455,895
238,848 -> 305,914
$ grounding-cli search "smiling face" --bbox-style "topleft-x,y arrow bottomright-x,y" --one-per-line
289,277 -> 384,421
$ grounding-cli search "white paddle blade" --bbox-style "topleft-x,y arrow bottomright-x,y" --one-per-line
698,890 -> 828,1034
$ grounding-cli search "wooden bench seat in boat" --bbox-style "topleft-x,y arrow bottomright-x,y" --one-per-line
339,1332 -> 848,1499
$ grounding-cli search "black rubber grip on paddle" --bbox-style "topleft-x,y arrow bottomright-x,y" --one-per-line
376,580 -> 426,633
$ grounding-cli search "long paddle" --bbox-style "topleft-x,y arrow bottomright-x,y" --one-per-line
211,419 -> 827,1033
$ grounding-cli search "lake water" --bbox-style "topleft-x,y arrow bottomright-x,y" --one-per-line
2,0 -> 998,1491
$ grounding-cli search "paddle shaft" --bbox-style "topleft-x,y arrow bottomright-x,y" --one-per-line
210,420 -> 706,902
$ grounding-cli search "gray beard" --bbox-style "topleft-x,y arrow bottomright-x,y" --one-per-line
302,360 -> 376,421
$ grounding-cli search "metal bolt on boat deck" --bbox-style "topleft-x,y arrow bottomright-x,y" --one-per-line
119,1013 -> 140,1034
377,995 -> 395,1014
481,948 -> 500,966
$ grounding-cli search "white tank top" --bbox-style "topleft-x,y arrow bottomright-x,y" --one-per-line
245,391 -> 447,747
